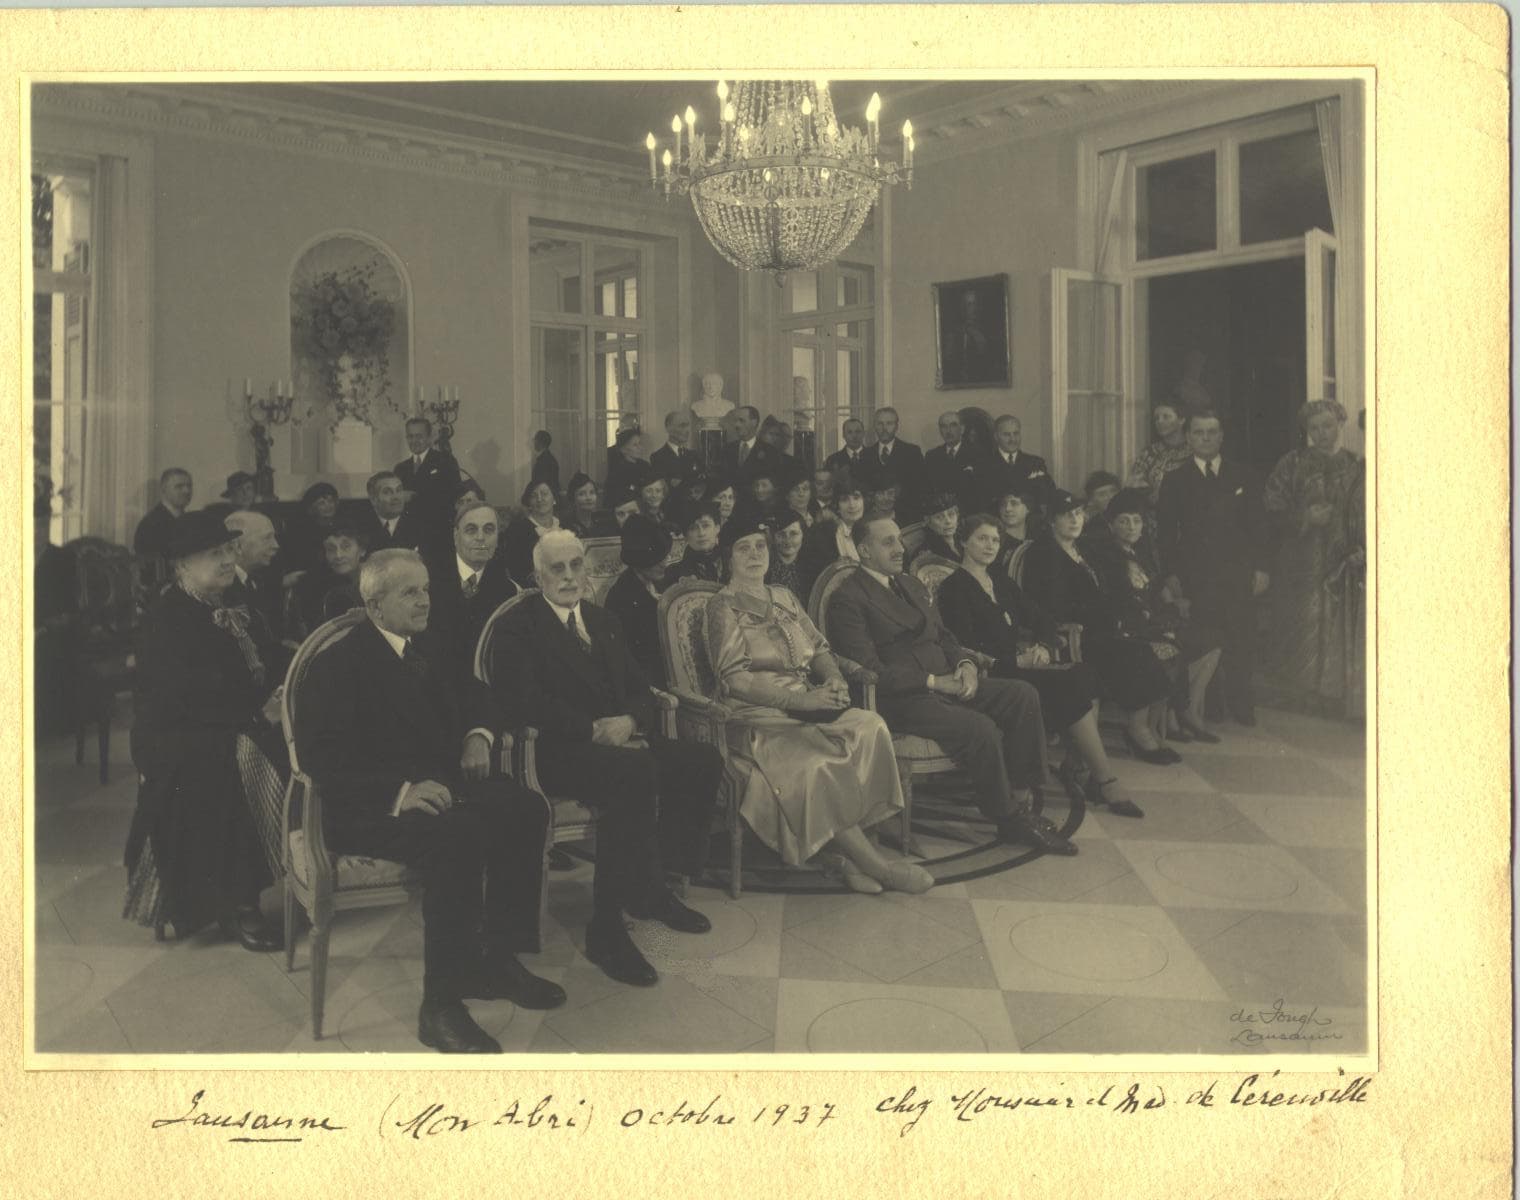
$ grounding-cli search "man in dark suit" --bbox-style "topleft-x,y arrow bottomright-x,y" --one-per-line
223,510 -> 287,645
861,407 -> 924,520
296,549 -> 564,1053
359,470 -> 425,554
487,529 -> 719,988
649,408 -> 701,493
603,515 -> 672,688
132,467 -> 194,591
975,415 -> 1057,514
719,405 -> 784,483
825,517 -> 1075,855
1155,410 -> 1270,725
426,501 -> 519,685
395,417 -> 462,552
823,416 -> 870,479
921,410 -> 985,513
528,431 -> 561,498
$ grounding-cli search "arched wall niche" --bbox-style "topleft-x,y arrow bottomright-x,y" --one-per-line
288,229 -> 414,484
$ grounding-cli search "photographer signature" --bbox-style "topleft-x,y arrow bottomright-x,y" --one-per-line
1228,1000 -> 1341,1047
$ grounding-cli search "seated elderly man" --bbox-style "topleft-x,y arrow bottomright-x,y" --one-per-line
223,509 -> 286,643
488,530 -> 721,988
296,549 -> 562,1054
825,517 -> 1076,855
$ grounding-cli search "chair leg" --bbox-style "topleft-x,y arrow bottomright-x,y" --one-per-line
282,884 -> 297,972
728,795 -> 743,900
900,768 -> 914,857
309,920 -> 331,1041
97,708 -> 111,785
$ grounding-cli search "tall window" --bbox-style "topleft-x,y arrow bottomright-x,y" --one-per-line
529,226 -> 646,483
32,159 -> 94,545
778,260 -> 875,454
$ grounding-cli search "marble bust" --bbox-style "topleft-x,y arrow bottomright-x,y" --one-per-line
691,371 -> 734,426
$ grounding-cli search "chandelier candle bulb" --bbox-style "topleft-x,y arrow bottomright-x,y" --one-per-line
646,133 -> 657,180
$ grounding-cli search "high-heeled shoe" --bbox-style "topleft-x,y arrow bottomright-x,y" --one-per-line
839,859 -> 884,895
1085,776 -> 1144,818
1122,729 -> 1181,766
1055,755 -> 1088,802
1177,716 -> 1221,744
879,861 -> 935,895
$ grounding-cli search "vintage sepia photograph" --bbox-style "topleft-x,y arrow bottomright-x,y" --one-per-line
30,74 -> 1370,1059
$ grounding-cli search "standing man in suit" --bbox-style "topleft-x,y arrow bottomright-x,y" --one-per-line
296,549 -> 564,1053
396,417 -> 462,555
528,431 -> 560,498
1155,410 -> 1270,725
488,530 -> 719,988
222,510 -> 286,644
826,517 -> 1076,855
426,501 -> 519,684
720,405 -> 783,483
824,416 -> 870,478
922,410 -> 984,513
650,408 -> 701,493
863,407 -> 924,521
976,415 -> 1057,515
361,470 -> 425,554
133,468 -> 194,590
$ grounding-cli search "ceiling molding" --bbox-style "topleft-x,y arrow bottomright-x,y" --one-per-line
30,83 -> 670,208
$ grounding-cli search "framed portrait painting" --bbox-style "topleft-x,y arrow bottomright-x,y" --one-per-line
932,273 -> 1012,389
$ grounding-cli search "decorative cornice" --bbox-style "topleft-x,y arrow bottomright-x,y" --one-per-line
31,83 -> 672,209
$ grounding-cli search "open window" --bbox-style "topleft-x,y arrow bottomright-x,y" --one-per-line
1049,269 -> 1129,491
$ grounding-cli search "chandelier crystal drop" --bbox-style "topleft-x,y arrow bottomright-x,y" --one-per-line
646,80 -> 915,280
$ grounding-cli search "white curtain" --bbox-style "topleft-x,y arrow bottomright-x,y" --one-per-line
1315,98 -> 1343,234
1315,94 -> 1364,452
1094,147 -> 1129,275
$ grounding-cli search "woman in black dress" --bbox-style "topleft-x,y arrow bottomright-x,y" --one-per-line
501,480 -> 561,585
992,488 -> 1036,574
764,506 -> 808,603
560,472 -> 616,539
1020,490 -> 1178,766
286,480 -> 342,575
666,503 -> 722,585
909,491 -> 962,567
939,513 -> 1142,817
797,471 -> 867,603
1083,489 -> 1222,743
291,520 -> 367,637
125,512 -> 287,948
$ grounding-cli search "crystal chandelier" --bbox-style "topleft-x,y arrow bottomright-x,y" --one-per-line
645,80 -> 914,280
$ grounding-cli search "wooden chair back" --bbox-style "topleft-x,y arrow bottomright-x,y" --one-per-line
911,554 -> 959,606
658,577 -> 722,700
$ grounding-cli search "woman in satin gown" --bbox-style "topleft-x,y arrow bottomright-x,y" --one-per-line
703,515 -> 930,894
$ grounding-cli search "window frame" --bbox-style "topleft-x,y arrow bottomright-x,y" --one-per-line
776,259 -> 877,456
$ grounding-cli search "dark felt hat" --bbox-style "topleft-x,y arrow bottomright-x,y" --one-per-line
1104,487 -> 1150,521
921,491 -> 960,518
681,501 -> 721,532
718,507 -> 771,556
301,481 -> 339,507
767,506 -> 805,534
168,510 -> 241,561
221,471 -> 256,499
620,513 -> 672,569
1047,489 -> 1084,517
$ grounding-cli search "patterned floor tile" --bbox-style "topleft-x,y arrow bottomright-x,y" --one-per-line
1185,911 -> 1368,1009
776,978 -> 1019,1053
1225,794 -> 1368,848
1114,839 -> 1353,914
788,896 -> 978,983
963,838 -> 1136,903
1185,751 -> 1359,797
1000,990 -> 1112,1048
545,974 -> 767,1053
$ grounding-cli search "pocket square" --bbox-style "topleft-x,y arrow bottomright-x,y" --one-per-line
1234,486 -> 1245,496
1030,470 -> 1046,479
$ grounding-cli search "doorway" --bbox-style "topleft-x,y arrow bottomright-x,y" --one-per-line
1145,258 -> 1305,472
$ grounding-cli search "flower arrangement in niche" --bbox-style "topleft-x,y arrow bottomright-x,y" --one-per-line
291,260 -> 399,431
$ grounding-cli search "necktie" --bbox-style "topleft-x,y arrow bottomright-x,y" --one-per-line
414,455 -> 424,469
1206,461 -> 1218,480
881,446 -> 890,464
386,519 -> 396,536
888,575 -> 910,605
401,640 -> 428,679
948,445 -> 956,462
462,573 -> 480,599
1005,453 -> 1014,465
739,442 -> 750,465
567,609 -> 592,654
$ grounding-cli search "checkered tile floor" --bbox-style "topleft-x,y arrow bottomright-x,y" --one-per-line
32,702 -> 1367,1055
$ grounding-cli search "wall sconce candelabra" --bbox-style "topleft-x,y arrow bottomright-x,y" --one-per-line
233,378 -> 296,500
415,385 -> 462,454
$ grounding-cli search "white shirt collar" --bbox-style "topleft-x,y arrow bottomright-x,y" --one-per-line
544,596 -> 584,628
457,554 -> 483,584
1004,449 -> 1019,464
878,438 -> 895,453
667,439 -> 686,453
861,565 -> 893,589
1195,454 -> 1222,474
740,436 -> 755,451
375,624 -> 408,659
234,565 -> 249,585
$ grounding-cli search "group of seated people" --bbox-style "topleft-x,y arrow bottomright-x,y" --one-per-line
119,398 -> 1282,1055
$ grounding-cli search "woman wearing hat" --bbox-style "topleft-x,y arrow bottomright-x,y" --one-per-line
1085,488 -> 1222,743
782,472 -> 820,529
704,514 -> 926,894
636,472 -> 680,536
501,479 -> 561,585
287,480 -> 342,574
909,492 -> 963,567
797,470 -> 867,602
560,472 -> 615,538
763,507 -> 807,603
604,513 -> 673,688
707,475 -> 739,534
667,503 -> 722,585
939,511 -> 1143,817
992,488 -> 1038,573
1021,490 -> 1179,766
291,520 -> 368,637
124,511 -> 288,949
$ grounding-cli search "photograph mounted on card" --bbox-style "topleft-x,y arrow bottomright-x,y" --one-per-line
932,273 -> 1012,389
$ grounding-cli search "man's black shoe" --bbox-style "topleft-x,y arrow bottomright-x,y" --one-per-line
585,921 -> 659,987
997,814 -> 1078,856
220,908 -> 284,953
468,956 -> 567,1009
627,892 -> 712,934
417,999 -> 502,1053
